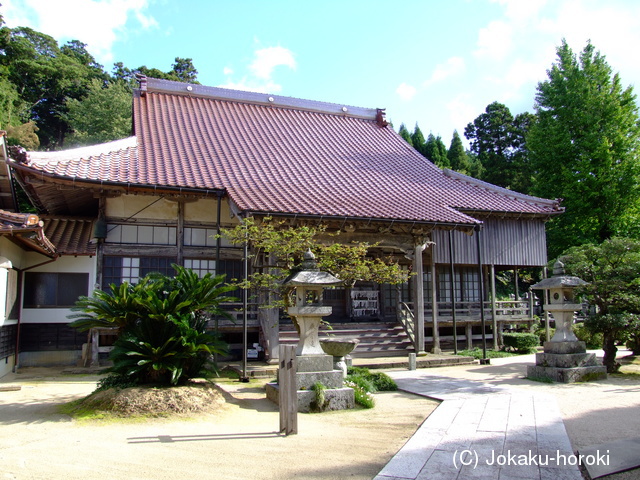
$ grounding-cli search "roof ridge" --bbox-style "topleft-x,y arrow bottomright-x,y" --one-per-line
442,168 -> 562,210
138,76 -> 382,121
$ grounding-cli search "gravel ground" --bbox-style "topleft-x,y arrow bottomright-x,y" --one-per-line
1,350 -> 638,480
0,367 -> 437,480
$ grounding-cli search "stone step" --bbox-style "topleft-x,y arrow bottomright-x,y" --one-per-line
279,322 -> 414,358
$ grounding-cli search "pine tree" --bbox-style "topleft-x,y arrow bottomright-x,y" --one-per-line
398,123 -> 412,146
447,130 -> 468,172
411,123 -> 427,157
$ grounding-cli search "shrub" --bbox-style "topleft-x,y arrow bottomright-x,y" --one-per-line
369,371 -> 397,391
69,265 -> 236,386
346,366 -> 397,392
344,380 -> 375,409
533,322 -> 555,344
573,322 -> 603,349
457,348 -> 516,359
502,332 -> 539,353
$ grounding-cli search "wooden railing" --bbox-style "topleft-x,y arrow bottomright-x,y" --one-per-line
433,299 -> 533,322
397,301 -> 416,345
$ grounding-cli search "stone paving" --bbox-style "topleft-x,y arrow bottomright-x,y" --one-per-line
374,372 -> 583,480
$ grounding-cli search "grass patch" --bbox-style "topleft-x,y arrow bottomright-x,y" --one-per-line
456,348 -> 518,359
344,367 -> 397,409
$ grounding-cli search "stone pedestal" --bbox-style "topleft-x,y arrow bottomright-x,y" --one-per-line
527,340 -> 607,383
266,354 -> 355,412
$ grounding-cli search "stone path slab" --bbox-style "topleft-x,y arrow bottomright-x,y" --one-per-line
578,437 -> 640,479
374,371 -> 583,480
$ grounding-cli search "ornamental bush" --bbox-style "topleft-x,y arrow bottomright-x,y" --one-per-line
502,332 -> 539,353
69,265 -> 236,386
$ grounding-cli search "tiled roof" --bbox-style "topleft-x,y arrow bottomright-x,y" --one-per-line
14,77 -> 562,224
42,217 -> 96,256
0,210 -> 57,257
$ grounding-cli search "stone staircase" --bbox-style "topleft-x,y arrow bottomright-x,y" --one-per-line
279,322 -> 415,358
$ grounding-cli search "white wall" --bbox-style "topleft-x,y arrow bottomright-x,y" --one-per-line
20,255 -> 96,324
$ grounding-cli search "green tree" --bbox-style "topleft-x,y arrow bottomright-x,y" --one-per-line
221,216 -> 409,302
0,71 -> 28,128
171,57 -> 198,83
528,40 -> 640,258
5,121 -> 39,149
464,101 -> 533,192
398,123 -> 412,146
447,130 -> 468,172
561,238 -> 640,372
424,133 -> 449,168
0,26 -> 106,148
65,78 -> 132,146
411,123 -> 426,157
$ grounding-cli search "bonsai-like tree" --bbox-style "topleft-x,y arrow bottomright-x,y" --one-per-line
221,217 -> 410,361
561,237 -> 640,372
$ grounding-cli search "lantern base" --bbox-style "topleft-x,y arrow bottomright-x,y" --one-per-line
527,340 -> 607,383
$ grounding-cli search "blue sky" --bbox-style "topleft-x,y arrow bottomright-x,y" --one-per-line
3,0 -> 640,146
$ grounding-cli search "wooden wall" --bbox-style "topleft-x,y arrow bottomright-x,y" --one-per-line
432,217 -> 548,267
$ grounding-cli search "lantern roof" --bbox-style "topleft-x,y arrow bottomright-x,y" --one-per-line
531,260 -> 587,290
282,250 -> 342,287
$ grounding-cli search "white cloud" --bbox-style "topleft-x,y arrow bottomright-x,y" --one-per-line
219,46 -> 296,93
424,57 -> 465,86
474,20 -> 513,61
217,79 -> 284,94
446,94 -> 476,133
249,46 -> 296,80
2,0 -> 157,65
492,0 -> 547,22
396,82 -> 417,101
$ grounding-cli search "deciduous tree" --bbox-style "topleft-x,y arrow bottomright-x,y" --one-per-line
65,79 -> 132,146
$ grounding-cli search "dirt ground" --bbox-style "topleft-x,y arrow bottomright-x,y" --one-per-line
0,368 -> 437,480
2,354 -> 639,480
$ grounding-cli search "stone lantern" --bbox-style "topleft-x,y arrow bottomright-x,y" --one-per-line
266,250 -> 356,412
527,260 -> 607,383
282,250 -> 342,355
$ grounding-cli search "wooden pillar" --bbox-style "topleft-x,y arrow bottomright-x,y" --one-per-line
279,344 -> 297,435
430,261 -> 441,354
413,243 -> 427,355
448,229 -> 457,354
514,268 -> 519,300
177,200 -> 185,266
466,323 -> 473,350
490,264 -> 498,350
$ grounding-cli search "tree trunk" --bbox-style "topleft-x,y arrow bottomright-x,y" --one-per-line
602,331 -> 619,373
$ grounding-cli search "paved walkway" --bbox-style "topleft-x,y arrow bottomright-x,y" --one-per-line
374,371 -> 583,480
